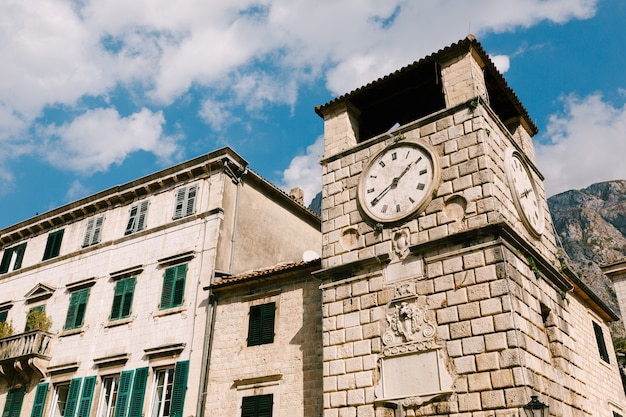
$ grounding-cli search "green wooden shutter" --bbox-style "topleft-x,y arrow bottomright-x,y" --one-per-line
170,361 -> 189,417
0,310 -> 7,323
111,278 -> 135,320
136,201 -> 149,231
64,378 -> 83,417
261,303 -> 275,344
0,248 -> 13,274
82,219 -> 95,247
171,264 -> 187,307
12,243 -> 26,270
76,377 -> 96,417
127,368 -> 148,417
92,217 -> 104,245
125,205 -> 139,235
173,188 -> 186,219
184,186 -> 197,217
30,383 -> 48,417
2,387 -> 25,417
43,230 -> 64,260
594,321 -> 610,363
65,289 -> 90,330
121,278 -> 136,318
113,370 -> 134,417
160,267 -> 176,309
241,395 -> 272,417
248,303 -> 275,346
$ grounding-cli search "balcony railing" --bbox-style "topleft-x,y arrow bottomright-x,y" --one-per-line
0,330 -> 53,363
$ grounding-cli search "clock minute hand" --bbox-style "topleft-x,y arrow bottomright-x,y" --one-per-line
519,188 -> 531,199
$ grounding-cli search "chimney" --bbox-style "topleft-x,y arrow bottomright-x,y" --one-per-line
289,188 -> 304,206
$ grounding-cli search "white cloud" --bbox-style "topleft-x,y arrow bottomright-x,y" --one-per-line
39,108 -> 179,173
280,135 -> 324,206
65,180 -> 91,202
490,55 -> 510,73
536,93 -> 626,196
0,0 -> 600,193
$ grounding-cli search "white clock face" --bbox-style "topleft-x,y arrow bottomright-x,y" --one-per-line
505,148 -> 545,236
358,141 -> 438,223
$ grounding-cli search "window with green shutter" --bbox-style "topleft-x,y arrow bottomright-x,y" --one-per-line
172,185 -> 197,219
0,242 -> 27,274
96,375 -> 119,417
125,201 -> 149,235
0,310 -> 7,323
30,383 -> 49,417
83,217 -> 105,247
25,305 -> 46,332
43,229 -> 64,260
64,378 -> 83,417
247,303 -> 276,346
110,277 -> 136,321
594,321 -> 610,363
159,264 -> 187,310
113,370 -> 135,417
64,289 -> 90,330
241,394 -> 273,417
150,361 -> 188,417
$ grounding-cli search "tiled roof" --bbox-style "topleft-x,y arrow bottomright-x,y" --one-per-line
211,258 -> 321,288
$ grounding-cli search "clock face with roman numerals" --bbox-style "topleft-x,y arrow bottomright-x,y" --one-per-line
505,148 -> 545,237
358,140 -> 438,224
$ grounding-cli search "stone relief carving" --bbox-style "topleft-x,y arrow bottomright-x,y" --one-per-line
383,299 -> 436,346
392,228 -> 410,259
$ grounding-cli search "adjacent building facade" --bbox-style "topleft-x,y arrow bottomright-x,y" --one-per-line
1,36 -> 626,417
0,149 -> 321,417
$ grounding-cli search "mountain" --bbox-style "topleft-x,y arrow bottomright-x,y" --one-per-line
548,180 -> 626,335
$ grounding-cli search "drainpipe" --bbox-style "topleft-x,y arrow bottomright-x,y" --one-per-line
195,274 -> 218,417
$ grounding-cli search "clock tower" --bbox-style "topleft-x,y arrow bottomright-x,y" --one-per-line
314,36 -> 625,416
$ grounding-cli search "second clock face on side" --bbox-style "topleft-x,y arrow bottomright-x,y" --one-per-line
358,141 -> 438,224
505,148 -> 545,237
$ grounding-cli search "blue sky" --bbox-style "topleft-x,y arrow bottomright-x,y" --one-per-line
1,0 -> 625,230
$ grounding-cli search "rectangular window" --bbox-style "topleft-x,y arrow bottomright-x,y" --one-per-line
0,310 -> 7,323
64,289 -> 90,330
96,376 -> 119,417
0,242 -> 26,274
83,216 -> 105,247
43,230 -> 64,260
25,305 -> 46,332
149,361 -> 188,417
247,302 -> 276,346
593,321 -> 610,363
241,394 -> 273,417
159,264 -> 187,310
172,185 -> 197,219
110,368 -> 149,417
52,383 -> 71,417
125,201 -> 149,235
2,387 -> 26,417
110,277 -> 136,321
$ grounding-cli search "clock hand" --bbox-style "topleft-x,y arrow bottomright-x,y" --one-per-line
520,189 -> 531,198
370,162 -> 413,206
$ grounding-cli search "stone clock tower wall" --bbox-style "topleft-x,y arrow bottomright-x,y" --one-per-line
316,37 -> 626,416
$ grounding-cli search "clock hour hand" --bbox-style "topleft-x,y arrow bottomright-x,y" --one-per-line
519,188 -> 531,199
370,162 -> 413,206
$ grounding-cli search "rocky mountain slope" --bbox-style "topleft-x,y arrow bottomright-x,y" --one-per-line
548,180 -> 626,334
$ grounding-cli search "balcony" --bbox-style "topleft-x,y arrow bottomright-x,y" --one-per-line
0,331 -> 53,385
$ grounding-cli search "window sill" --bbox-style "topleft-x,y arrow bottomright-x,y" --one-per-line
105,318 -> 133,328
153,306 -> 186,318
59,328 -> 84,338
